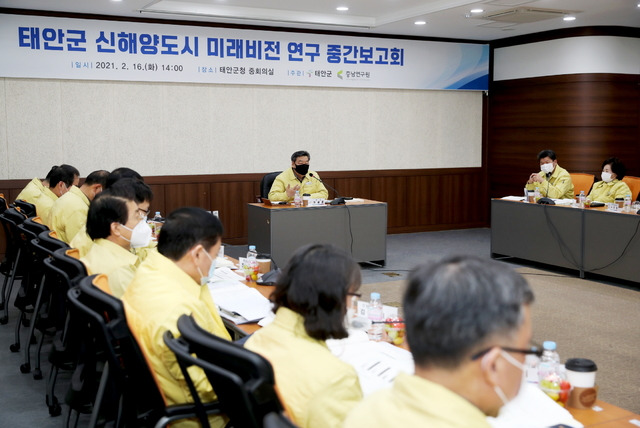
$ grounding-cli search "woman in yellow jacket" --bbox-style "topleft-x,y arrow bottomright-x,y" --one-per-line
587,157 -> 632,203
245,244 -> 363,428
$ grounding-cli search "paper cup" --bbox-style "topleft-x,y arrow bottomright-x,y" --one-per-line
565,358 -> 597,388
256,259 -> 271,274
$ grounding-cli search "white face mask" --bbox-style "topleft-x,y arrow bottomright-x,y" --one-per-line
601,172 -> 613,183
197,249 -> 216,286
540,163 -> 554,175
493,350 -> 526,407
120,220 -> 153,249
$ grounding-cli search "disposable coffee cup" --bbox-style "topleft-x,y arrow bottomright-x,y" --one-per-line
302,193 -> 310,207
527,191 -> 535,203
565,358 -> 597,388
256,259 -> 271,274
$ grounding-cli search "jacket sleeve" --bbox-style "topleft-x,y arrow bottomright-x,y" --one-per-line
268,174 -> 289,202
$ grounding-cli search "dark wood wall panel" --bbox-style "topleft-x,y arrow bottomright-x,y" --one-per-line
0,168 -> 487,251
488,73 -> 640,198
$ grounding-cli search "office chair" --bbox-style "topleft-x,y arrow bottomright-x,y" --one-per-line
0,207 -> 28,325
622,176 -> 640,201
43,248 -> 87,417
67,274 -> 221,428
263,412 -> 299,428
569,173 -> 595,197
260,172 -> 282,202
166,314 -> 284,428
14,199 -> 37,218
14,219 -> 59,378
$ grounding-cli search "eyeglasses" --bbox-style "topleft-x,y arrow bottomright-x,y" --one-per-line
137,207 -> 150,218
347,292 -> 362,298
471,343 -> 543,360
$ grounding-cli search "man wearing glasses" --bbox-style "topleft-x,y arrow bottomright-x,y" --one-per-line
345,255 -> 538,427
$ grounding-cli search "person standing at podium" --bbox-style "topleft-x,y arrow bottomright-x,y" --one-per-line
525,149 -> 574,199
268,150 -> 329,202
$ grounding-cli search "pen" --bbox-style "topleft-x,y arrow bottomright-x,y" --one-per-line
371,320 -> 405,324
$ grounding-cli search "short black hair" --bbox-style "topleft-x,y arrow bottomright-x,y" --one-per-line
602,157 -> 626,180
106,167 -> 144,189
47,166 -> 75,188
83,170 -> 110,188
158,207 -> 223,261
404,255 -> 534,369
108,178 -> 153,204
537,149 -> 557,161
271,244 -> 361,341
291,150 -> 310,162
86,191 -> 131,240
60,164 -> 80,180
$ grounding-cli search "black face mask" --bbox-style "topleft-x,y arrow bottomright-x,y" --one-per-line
294,164 -> 309,175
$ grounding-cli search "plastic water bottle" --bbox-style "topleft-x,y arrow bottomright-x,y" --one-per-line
623,194 -> 632,212
293,190 -> 302,207
534,186 -> 541,202
579,190 -> 586,208
538,341 -> 560,380
150,211 -> 164,236
245,245 -> 258,281
367,292 -> 384,341
538,341 -> 570,405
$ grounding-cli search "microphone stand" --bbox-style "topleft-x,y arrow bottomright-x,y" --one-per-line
308,173 -> 347,205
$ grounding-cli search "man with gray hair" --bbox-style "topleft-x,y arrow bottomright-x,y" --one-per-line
344,255 -> 537,427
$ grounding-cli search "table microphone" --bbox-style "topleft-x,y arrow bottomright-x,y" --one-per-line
308,173 -> 345,205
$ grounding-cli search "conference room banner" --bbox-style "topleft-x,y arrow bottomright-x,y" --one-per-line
0,13 -> 489,91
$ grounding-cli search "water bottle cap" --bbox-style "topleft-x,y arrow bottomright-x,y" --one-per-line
249,245 -> 256,251
370,292 -> 381,300
543,341 -> 557,350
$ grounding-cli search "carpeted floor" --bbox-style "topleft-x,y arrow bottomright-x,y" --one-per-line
363,266 -> 640,414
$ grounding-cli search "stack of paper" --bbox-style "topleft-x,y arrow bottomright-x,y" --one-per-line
207,268 -> 272,324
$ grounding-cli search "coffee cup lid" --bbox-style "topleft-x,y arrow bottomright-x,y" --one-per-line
565,358 -> 597,372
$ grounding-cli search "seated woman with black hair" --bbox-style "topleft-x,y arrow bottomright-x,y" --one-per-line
245,244 -> 363,428
587,157 -> 632,203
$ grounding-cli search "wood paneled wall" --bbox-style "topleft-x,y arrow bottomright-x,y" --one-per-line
1,168 -> 489,247
488,73 -> 640,198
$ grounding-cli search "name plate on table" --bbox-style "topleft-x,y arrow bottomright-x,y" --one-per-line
307,198 -> 325,206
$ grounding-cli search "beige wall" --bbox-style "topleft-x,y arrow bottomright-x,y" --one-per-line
0,78 -> 482,179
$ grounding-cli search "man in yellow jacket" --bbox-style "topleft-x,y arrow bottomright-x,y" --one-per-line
48,170 -> 109,243
268,150 -> 329,202
345,256 -> 536,428
122,207 -> 230,428
525,149 -> 574,199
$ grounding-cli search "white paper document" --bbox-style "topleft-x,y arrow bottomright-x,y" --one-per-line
501,196 -> 526,201
488,383 -> 583,428
207,272 -> 272,324
327,331 -> 414,396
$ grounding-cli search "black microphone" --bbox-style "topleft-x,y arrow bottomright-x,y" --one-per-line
308,173 -> 346,205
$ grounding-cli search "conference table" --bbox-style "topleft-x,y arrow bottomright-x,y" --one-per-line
217,259 -> 640,427
247,199 -> 387,269
491,199 -> 640,283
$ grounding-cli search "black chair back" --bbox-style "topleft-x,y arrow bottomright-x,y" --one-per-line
68,275 -> 217,428
14,199 -> 37,218
0,193 -> 9,214
170,314 -> 284,428
260,172 -> 281,201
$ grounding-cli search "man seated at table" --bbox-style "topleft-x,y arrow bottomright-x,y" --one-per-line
16,164 -> 79,202
71,177 -> 154,257
122,207 -> 231,428
268,150 -> 328,202
345,255 -> 536,427
22,166 -> 75,221
48,169 -> 109,243
81,189 -> 153,298
526,149 -> 574,199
